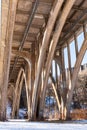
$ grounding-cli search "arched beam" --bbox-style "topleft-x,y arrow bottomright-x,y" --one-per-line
23,71 -> 31,119
16,70 -> 31,119
12,50 -> 31,62
66,34 -> 87,117
41,0 -> 76,113
12,50 -> 32,117
11,56 -> 31,118
11,50 -> 32,119
16,71 -> 24,118
31,0 -> 64,119
12,50 -> 31,82
12,68 -> 31,119
12,68 -> 24,118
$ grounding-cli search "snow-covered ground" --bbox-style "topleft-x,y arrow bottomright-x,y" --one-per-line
6,103 -> 27,119
0,121 -> 87,130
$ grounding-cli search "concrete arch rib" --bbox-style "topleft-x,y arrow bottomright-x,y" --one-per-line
12,50 -> 31,64
12,68 -> 24,118
12,50 -> 31,81
66,35 -> 87,118
12,68 -> 31,119
11,51 -> 31,119
12,50 -> 31,100
22,71 -> 31,119
31,0 -> 64,119
17,71 -> 30,119
16,70 -> 24,119
41,0 -> 76,114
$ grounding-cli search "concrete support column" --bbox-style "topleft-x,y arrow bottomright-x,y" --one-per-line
25,63 -> 31,119
12,68 -> 23,118
31,43 -> 35,89
35,40 -> 39,78
61,49 -> 66,85
60,97 -> 64,120
0,0 -> 6,89
55,62 -> 58,90
0,0 -> 17,120
0,43 -> 5,118
0,43 -> 5,84
36,40 -> 43,119
0,0 -> 9,113
59,49 -> 66,120
16,74 -> 24,118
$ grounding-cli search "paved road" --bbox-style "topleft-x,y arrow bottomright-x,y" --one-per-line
0,120 -> 87,130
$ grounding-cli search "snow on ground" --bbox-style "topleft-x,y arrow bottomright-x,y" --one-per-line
18,108 -> 27,119
0,121 -> 87,130
6,103 -> 12,119
6,104 -> 27,119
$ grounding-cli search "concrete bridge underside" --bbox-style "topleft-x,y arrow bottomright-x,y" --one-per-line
0,0 -> 87,121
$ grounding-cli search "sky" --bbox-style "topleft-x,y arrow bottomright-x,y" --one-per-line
64,31 -> 87,69
52,30 -> 87,78
77,32 -> 87,65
